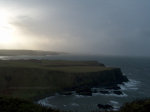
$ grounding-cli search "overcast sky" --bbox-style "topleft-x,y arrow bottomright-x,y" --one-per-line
0,0 -> 150,56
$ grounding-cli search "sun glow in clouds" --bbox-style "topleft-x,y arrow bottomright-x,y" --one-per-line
0,9 -> 17,46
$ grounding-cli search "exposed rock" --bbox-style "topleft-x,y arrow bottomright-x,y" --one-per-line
73,68 -> 128,90
99,90 -> 110,94
58,91 -> 72,95
113,91 -> 123,95
76,87 -> 92,96
77,91 -> 92,96
92,89 -> 98,93
105,104 -> 113,110
105,85 -> 121,90
97,104 -> 113,110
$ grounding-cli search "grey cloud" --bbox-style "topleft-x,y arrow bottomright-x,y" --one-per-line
1,0 -> 150,56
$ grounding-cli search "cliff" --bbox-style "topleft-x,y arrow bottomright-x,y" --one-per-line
0,60 -> 128,100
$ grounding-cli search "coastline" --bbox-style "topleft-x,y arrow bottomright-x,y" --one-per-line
0,60 -> 128,101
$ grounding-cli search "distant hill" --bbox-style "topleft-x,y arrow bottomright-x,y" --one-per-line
0,50 -> 65,56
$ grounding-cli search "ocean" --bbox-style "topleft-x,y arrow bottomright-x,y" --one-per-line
1,54 -> 150,112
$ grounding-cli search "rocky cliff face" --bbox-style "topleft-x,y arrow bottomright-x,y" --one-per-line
0,60 -> 128,99
64,68 -> 128,91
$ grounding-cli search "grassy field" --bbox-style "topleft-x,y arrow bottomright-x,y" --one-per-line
0,60 -> 111,73
0,60 -> 105,68
0,60 -> 127,100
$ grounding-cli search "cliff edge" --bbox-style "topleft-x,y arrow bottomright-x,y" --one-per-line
0,60 -> 128,100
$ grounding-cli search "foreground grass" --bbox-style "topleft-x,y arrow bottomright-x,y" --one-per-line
0,96 -> 150,112
0,96 -> 59,112
117,99 -> 150,112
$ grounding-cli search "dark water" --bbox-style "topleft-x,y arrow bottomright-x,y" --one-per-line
1,55 -> 150,112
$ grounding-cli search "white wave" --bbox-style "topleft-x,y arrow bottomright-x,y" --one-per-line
92,92 -> 128,97
110,100 -> 119,105
64,104 -> 67,107
109,100 -> 120,111
71,103 -> 79,106
38,101 -> 55,107
103,93 -> 128,97
118,79 -> 140,91
113,106 -> 120,111
92,93 -> 101,96
37,96 -> 56,108
0,56 -> 9,60
75,95 -> 91,98
75,94 -> 85,98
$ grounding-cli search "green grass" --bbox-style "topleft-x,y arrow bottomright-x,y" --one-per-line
0,60 -> 103,66
0,96 -> 59,112
0,60 -> 110,73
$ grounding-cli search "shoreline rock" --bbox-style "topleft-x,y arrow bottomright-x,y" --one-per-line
113,91 -> 123,95
97,104 -> 113,111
